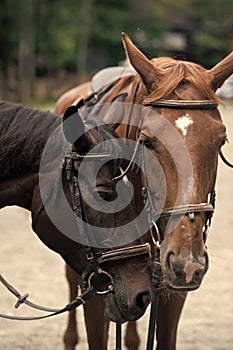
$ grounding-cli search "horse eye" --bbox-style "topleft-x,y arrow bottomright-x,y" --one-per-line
96,191 -> 116,202
143,139 -> 154,150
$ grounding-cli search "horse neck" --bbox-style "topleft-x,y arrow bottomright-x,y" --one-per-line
0,173 -> 38,210
0,101 -> 63,181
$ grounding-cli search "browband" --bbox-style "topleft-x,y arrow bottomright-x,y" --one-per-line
143,99 -> 218,109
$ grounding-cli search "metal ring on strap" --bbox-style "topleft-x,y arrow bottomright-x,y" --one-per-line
88,271 -> 114,294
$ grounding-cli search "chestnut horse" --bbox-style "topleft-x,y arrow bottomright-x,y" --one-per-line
0,100 -> 155,339
55,33 -> 233,350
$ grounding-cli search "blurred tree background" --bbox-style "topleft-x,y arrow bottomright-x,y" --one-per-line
0,0 -> 232,103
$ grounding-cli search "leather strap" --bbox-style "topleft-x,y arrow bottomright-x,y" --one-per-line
143,99 -> 218,109
95,243 -> 151,264
159,203 -> 214,218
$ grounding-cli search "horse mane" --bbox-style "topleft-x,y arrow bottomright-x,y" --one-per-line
142,57 -> 222,103
0,101 -> 123,180
0,101 -> 63,179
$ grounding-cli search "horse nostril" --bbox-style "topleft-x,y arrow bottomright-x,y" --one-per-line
134,289 -> 151,309
166,252 -> 186,278
165,250 -> 209,287
194,268 -> 203,279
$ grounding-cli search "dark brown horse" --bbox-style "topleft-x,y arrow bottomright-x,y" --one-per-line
55,33 -> 233,350
0,100 -> 155,341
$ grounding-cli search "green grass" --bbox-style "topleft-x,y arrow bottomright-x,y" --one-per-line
26,99 -> 56,111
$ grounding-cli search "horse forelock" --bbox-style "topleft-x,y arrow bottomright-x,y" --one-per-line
139,57 -> 222,104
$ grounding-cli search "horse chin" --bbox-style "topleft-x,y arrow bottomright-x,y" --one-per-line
164,278 -> 203,292
103,293 -> 127,324
162,264 -> 206,292
103,293 -> 146,324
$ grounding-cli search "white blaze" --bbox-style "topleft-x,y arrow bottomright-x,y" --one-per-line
175,113 -> 193,136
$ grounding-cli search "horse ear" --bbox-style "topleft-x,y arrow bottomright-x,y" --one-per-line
121,32 -> 160,92
208,51 -> 233,91
62,106 -> 86,148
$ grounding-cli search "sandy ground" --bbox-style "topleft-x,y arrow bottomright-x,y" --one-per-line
0,104 -> 232,349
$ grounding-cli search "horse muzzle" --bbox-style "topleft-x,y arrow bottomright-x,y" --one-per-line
103,285 -> 152,323
163,251 -> 209,291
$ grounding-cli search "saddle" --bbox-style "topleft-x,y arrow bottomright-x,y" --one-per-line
91,65 -> 136,92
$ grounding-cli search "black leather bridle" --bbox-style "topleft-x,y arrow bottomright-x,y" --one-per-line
63,146 -> 151,291
0,143 -> 151,322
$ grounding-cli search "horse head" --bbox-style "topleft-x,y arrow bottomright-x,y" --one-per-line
0,100 -> 153,324
122,33 -> 233,291
58,104 -> 153,322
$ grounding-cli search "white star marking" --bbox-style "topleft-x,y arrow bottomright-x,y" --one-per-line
175,113 -> 193,136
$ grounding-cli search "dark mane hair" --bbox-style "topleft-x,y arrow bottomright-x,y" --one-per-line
0,101 -> 63,179
0,101 -> 123,180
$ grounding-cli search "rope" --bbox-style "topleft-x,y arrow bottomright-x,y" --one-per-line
0,274 -> 95,321
0,274 -> 60,313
